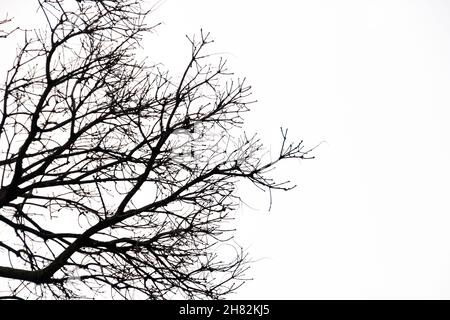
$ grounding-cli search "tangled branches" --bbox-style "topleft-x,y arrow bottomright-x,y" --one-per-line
0,0 -> 314,299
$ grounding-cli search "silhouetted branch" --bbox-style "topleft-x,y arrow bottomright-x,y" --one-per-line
0,15 -> 18,38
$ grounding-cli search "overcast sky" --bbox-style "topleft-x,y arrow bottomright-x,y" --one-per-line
147,0 -> 450,299
3,0 -> 450,299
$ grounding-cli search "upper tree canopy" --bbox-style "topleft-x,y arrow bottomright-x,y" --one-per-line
0,0 -> 313,299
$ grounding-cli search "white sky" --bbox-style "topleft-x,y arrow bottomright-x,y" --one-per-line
2,0 -> 450,299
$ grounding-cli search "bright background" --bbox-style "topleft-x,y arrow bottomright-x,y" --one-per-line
2,0 -> 450,299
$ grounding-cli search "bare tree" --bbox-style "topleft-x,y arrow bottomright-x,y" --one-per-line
0,0 -> 314,299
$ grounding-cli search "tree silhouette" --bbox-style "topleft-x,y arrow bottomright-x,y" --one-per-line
0,0 -> 314,299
